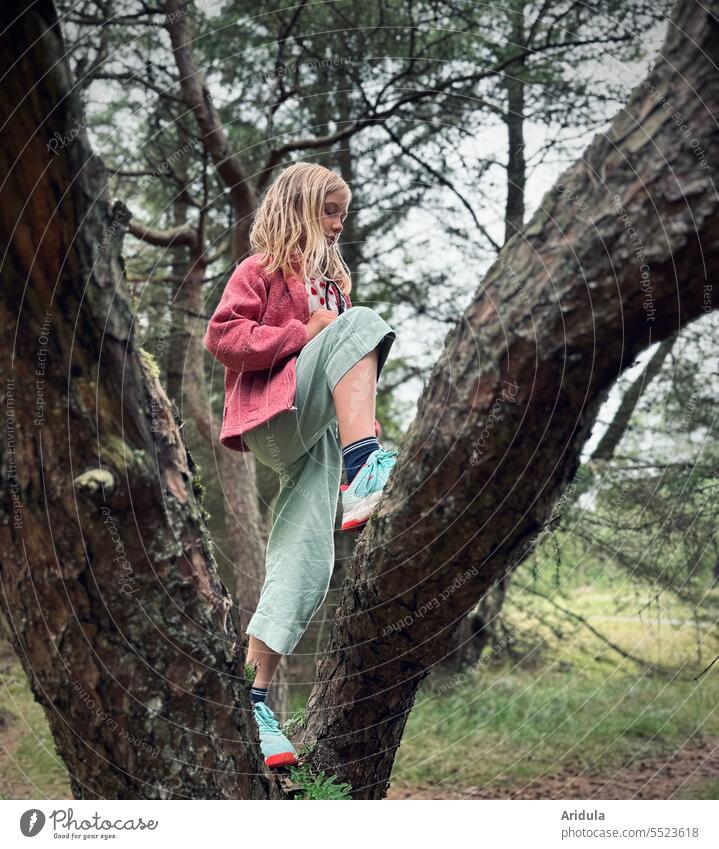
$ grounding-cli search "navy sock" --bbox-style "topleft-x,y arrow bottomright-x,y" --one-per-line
342,436 -> 380,483
250,686 -> 269,705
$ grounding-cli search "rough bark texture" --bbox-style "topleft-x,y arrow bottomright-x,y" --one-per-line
300,0 -> 719,798
0,0 -> 275,800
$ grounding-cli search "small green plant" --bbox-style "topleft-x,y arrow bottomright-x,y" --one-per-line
243,661 -> 257,687
298,740 -> 316,759
287,764 -> 352,800
282,709 -> 306,736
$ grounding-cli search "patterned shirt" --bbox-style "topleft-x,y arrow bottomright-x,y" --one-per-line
304,276 -> 341,315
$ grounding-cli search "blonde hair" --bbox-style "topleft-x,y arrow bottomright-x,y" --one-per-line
249,162 -> 352,295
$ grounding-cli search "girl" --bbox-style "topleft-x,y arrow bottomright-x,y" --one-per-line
204,162 -> 398,768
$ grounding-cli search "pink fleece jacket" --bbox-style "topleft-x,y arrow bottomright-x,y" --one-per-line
204,253 -> 353,452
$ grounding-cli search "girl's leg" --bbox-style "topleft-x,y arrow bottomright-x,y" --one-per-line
241,305 -> 396,682
245,429 -> 342,660
245,635 -> 282,689
332,347 -> 379,447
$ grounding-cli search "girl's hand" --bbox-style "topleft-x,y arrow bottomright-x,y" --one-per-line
306,309 -> 337,340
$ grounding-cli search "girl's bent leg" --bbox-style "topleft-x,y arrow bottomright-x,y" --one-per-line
245,306 -> 396,469
332,346 -> 379,446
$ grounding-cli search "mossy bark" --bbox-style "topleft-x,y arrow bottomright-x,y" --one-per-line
0,0 -> 277,800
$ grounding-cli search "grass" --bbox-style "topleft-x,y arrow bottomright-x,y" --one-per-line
391,569 -> 719,794
0,648 -> 71,799
393,662 -> 719,790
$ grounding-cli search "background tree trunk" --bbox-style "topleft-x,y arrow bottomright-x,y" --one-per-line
299,0 -> 719,797
0,0 -> 276,800
591,333 -> 678,461
504,2 -> 527,244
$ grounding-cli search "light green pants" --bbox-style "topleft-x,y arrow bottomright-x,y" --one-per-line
242,306 -> 396,655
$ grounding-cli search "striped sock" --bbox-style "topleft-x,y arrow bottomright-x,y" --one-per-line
250,686 -> 269,705
342,436 -> 379,484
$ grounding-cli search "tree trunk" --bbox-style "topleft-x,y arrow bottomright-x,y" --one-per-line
504,3 -> 527,244
300,0 -> 719,797
0,0 -> 276,799
446,2 -> 528,670
591,333 -> 678,460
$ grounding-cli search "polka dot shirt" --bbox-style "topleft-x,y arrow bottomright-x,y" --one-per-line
304,276 -> 341,315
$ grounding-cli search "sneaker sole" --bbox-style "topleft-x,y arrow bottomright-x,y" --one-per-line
341,490 -> 384,532
265,752 -> 298,768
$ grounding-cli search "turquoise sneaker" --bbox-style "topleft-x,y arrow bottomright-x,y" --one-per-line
253,703 -> 298,769
340,448 -> 399,531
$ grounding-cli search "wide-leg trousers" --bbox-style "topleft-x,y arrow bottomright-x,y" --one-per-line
242,306 -> 396,655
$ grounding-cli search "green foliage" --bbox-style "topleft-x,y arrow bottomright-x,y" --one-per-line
243,661 -> 258,688
282,709 -> 306,736
287,764 -> 352,800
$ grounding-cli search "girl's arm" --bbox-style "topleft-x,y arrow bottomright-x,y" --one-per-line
204,261 -> 309,372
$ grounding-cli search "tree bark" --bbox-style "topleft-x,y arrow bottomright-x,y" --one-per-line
0,0 -> 275,800
299,0 -> 719,797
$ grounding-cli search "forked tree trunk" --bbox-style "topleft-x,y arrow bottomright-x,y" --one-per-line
0,0 -> 276,800
1,0 -> 717,801
299,0 -> 719,797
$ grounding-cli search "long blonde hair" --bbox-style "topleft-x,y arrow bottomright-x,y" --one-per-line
249,162 -> 352,295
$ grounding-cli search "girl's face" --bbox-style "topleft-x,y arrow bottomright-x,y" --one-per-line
321,188 -> 350,246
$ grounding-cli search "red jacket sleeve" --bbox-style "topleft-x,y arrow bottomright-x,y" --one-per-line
204,261 -> 310,372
